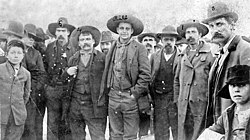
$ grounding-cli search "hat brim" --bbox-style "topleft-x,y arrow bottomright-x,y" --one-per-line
107,16 -> 144,36
156,33 -> 182,41
3,30 -> 24,38
28,33 -> 43,42
138,33 -> 160,43
70,26 -> 101,48
48,23 -> 75,36
202,12 -> 238,25
177,23 -> 209,38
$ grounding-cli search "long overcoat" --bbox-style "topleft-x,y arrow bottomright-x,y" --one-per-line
174,41 -> 215,140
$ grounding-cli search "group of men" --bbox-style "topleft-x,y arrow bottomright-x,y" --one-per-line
1,1 -> 250,140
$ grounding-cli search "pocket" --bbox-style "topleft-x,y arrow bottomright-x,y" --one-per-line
200,55 -> 207,62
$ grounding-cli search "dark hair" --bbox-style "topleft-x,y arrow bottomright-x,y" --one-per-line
78,31 -> 93,40
6,39 -> 25,53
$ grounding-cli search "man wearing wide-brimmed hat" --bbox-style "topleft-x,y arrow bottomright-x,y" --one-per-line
3,20 -> 25,42
138,32 -> 159,58
148,25 -> 181,140
60,25 -> 107,140
33,27 -> 49,56
175,19 -> 215,140
20,23 -> 46,140
43,17 -> 76,140
202,2 -> 250,128
100,31 -> 115,54
100,14 -> 151,139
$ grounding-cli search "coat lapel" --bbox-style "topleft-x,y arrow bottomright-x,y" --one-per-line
152,49 -> 162,78
183,53 -> 194,68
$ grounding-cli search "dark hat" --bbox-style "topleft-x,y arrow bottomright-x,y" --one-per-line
24,24 -> 42,42
3,21 -> 25,38
70,26 -> 101,47
107,14 -> 144,36
176,38 -> 188,45
177,19 -> 209,37
203,2 -> 238,24
218,65 -> 250,99
46,29 -> 55,38
7,39 -> 25,51
137,32 -> 160,43
48,17 -> 75,36
101,31 -> 115,43
0,30 -> 7,41
36,27 -> 49,41
156,25 -> 182,41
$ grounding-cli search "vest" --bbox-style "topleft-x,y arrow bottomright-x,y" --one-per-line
154,51 -> 176,94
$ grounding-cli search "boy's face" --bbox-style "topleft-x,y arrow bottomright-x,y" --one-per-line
229,83 -> 250,105
6,46 -> 24,65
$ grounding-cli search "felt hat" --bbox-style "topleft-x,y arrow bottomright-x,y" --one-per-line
48,17 -> 75,36
70,26 -> 101,47
36,27 -> 50,41
107,14 -> 144,36
3,21 -> 25,38
177,19 -> 209,37
218,65 -> 250,99
24,24 -> 43,42
203,2 -> 238,24
138,32 -> 160,43
100,31 -> 115,43
157,25 -> 182,41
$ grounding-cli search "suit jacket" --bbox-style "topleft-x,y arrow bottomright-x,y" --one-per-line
99,39 -> 151,105
206,35 -> 250,127
62,49 -> 107,118
0,61 -> 31,125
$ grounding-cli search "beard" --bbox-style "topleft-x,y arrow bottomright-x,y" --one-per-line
164,44 -> 174,54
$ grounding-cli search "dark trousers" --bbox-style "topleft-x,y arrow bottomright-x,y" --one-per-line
45,85 -> 71,140
21,92 -> 46,140
1,112 -> 24,140
139,112 -> 150,137
108,89 -> 139,140
154,102 -> 178,140
69,97 -> 106,140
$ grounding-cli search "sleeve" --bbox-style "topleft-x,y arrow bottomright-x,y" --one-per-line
130,45 -> 152,99
240,44 -> 250,65
208,114 -> 226,134
173,55 -> 181,103
24,72 -> 31,104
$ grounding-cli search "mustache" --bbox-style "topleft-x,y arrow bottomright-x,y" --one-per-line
164,44 -> 172,48
187,37 -> 195,42
57,35 -> 65,40
212,32 -> 224,39
146,43 -> 152,48
81,43 -> 91,48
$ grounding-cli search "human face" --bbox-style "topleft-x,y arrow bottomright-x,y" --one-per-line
6,46 -> 24,65
161,36 -> 176,54
208,17 -> 233,46
177,43 -> 188,53
22,36 -> 35,47
78,33 -> 95,52
55,27 -> 70,44
142,36 -> 156,54
185,27 -> 202,45
116,22 -> 134,43
229,83 -> 250,105
100,41 -> 112,54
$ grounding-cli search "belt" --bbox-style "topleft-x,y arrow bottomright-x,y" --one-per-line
111,87 -> 130,93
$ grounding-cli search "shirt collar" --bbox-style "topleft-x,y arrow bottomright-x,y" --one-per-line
79,48 -> 97,55
116,37 -> 133,48
223,34 -> 236,53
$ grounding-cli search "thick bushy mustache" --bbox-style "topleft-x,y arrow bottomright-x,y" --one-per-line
57,35 -> 65,40
187,37 -> 195,42
212,32 -> 224,39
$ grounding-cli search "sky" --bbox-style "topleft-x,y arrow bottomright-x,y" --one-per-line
0,0 -> 250,38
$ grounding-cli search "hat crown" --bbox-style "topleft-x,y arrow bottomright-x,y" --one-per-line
101,31 -> 114,42
162,25 -> 178,34
227,65 -> 250,84
7,21 -> 24,35
208,2 -> 232,18
57,17 -> 69,27
24,24 -> 37,35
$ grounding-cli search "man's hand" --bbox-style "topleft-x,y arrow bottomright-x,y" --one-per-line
67,66 -> 78,76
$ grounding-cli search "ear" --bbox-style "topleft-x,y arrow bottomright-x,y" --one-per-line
131,28 -> 134,34
67,30 -> 70,36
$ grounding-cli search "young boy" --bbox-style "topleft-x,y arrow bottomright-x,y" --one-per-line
0,39 -> 31,140
206,65 -> 250,140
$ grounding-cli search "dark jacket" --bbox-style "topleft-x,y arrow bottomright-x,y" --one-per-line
0,61 -> 31,125
174,41 -> 215,140
99,39 -> 151,105
62,49 -> 107,118
209,103 -> 250,140
206,35 -> 250,127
